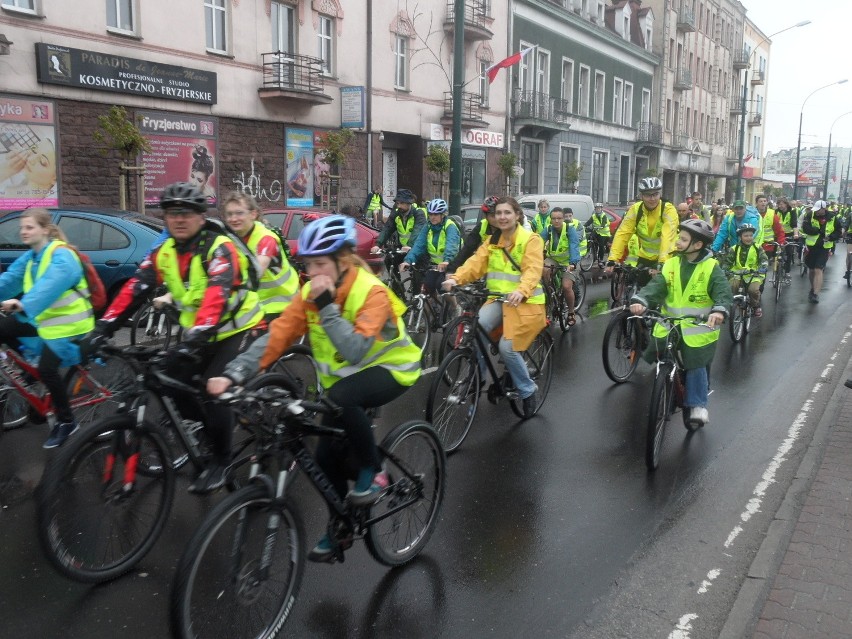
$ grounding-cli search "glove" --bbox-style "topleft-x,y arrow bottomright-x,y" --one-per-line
758,267 -> 768,274
79,328 -> 109,363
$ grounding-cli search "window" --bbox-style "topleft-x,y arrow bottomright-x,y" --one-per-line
519,41 -> 534,93
579,65 -> 591,117
646,26 -> 652,51
591,150 -> 608,203
479,61 -> 489,107
673,101 -> 679,134
317,15 -> 334,75
520,141 -> 542,194
612,78 -> 623,125
1,0 -> 35,13
753,135 -> 760,157
669,39 -> 675,69
686,107 -> 691,136
107,0 -> 135,32
623,15 -> 630,40
593,71 -> 605,120
536,50 -> 550,94
699,114 -> 704,140
560,58 -> 574,113
559,146 -> 580,193
60,217 -> 129,251
641,89 -> 651,124
596,1 -> 604,22
623,82 -> 633,126
394,35 -> 408,90
272,2 -> 295,54
204,0 -> 228,53
665,98 -> 672,131
0,217 -> 25,248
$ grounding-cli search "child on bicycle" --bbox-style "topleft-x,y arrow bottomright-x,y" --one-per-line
399,198 -> 460,295
629,219 -> 731,428
723,224 -> 768,318
0,208 -> 95,448
207,215 -> 422,562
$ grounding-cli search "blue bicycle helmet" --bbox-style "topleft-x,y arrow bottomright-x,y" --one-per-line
297,214 -> 357,256
426,198 -> 448,215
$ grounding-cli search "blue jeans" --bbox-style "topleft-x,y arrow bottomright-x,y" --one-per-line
477,302 -> 537,399
685,366 -> 709,408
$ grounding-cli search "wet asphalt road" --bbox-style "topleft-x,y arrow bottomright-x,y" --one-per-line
2,252 -> 852,638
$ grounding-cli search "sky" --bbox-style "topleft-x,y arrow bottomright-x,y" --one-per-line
745,0 -> 852,155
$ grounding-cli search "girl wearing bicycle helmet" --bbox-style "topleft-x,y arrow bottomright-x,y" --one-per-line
630,219 -> 732,428
209,214 -> 422,561
723,224 -> 768,318
400,198 -> 460,294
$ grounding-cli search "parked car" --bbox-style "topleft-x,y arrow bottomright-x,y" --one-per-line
0,208 -> 164,298
457,204 -> 483,232
261,210 -> 382,270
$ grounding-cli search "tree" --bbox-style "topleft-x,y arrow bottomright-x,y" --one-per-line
706,178 -> 719,202
92,105 -> 151,211
314,128 -> 354,168
562,161 -> 584,194
497,152 -> 519,195
425,144 -> 450,199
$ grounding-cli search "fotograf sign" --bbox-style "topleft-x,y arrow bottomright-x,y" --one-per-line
428,124 -> 504,148
35,43 -> 217,105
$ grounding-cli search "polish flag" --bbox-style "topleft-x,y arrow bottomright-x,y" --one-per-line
743,152 -> 754,163
486,47 -> 535,84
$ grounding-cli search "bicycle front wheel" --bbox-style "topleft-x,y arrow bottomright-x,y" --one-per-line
366,420 -> 446,566
426,348 -> 479,453
509,330 -> 554,418
0,386 -> 30,429
775,270 -> 783,302
646,363 -> 674,471
573,272 -> 587,311
602,311 -> 641,383
403,298 -> 432,362
729,302 -> 745,343
579,247 -> 594,272
171,485 -> 305,639
37,415 -> 175,583
65,354 -> 138,430
437,315 -> 475,366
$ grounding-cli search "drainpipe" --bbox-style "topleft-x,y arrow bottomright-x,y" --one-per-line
366,0 -> 374,198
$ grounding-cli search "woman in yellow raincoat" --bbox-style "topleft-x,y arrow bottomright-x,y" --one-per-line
443,196 -> 546,417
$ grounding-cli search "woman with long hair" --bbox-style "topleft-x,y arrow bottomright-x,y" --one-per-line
0,208 -> 94,447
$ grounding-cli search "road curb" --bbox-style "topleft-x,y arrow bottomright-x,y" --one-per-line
718,353 -> 852,639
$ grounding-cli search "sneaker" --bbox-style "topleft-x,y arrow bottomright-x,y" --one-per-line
754,307 -> 763,318
43,421 -> 79,449
188,463 -> 228,494
347,469 -> 390,506
812,293 -> 820,304
307,534 -> 335,563
808,291 -> 818,304
522,389 -> 538,419
689,406 -> 709,427
846,378 -> 852,390
844,271 -> 850,280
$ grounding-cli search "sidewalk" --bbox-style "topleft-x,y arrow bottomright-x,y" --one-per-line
722,360 -> 852,638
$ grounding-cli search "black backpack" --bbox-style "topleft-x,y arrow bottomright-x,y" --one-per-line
197,218 -> 261,291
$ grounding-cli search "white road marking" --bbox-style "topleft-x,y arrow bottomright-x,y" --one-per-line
668,613 -> 699,639
697,568 -> 721,594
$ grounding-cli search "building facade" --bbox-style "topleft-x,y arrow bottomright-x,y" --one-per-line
510,0 -> 657,205
738,16 -> 770,202
0,0 -> 509,212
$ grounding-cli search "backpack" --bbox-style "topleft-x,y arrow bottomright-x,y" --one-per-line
448,214 -> 464,236
67,246 -> 107,314
197,218 -> 261,291
261,219 -> 294,264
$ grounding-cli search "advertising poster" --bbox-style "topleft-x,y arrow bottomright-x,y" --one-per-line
138,110 -> 218,208
313,131 -> 332,207
285,128 -> 314,207
0,95 -> 59,210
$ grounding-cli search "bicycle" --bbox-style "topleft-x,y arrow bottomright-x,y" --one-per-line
129,289 -> 183,349
541,263 -> 585,332
0,336 -> 135,433
727,268 -> 761,343
401,264 -> 457,360
170,378 -> 446,639
601,265 -> 651,383
36,344 -> 274,583
425,284 -> 554,452
579,235 -> 597,272
377,245 -> 412,304
638,310 -> 711,471
765,241 -> 788,303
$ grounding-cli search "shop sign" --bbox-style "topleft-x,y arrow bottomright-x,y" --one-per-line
428,123 -> 504,148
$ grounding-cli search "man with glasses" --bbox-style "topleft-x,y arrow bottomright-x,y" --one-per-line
82,182 -> 264,494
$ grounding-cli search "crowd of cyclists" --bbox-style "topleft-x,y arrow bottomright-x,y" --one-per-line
3,175 -> 849,580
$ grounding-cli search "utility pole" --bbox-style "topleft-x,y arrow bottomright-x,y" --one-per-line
449,0 -> 464,216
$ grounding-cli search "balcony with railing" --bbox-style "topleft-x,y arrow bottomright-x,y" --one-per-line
443,0 -> 493,41
442,91 -> 486,127
748,113 -> 762,127
673,67 -> 693,91
732,49 -> 749,69
676,5 -> 696,32
637,121 -> 663,145
258,52 -> 333,104
729,88 -> 744,113
510,89 -> 573,134
672,133 -> 689,149
750,70 -> 765,85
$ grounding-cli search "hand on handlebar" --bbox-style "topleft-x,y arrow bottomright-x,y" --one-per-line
207,376 -> 233,396
629,303 -> 646,315
442,277 -> 457,291
152,292 -> 174,309
706,311 -> 725,329
399,262 -> 410,272
0,299 -> 23,313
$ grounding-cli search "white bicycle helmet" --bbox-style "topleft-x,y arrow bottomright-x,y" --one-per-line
638,177 -> 663,193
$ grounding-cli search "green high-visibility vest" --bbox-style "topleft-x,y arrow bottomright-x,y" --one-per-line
395,213 -> 416,245
485,226 -> 545,304
546,224 -> 573,265
653,257 -> 720,348
426,219 -> 453,264
245,222 -> 298,315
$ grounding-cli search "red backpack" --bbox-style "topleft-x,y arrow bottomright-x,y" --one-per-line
67,246 -> 108,314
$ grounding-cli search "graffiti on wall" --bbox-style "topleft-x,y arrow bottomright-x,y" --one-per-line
231,158 -> 283,203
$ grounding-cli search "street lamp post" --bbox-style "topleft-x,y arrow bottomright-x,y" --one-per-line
736,21 -> 810,202
822,110 -> 852,200
793,79 -> 849,200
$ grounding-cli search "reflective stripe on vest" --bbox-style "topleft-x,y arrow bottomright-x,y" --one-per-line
156,235 -> 262,341
395,213 -> 416,245
653,257 -> 720,347
23,241 -> 94,339
805,215 -> 838,249
426,219 -> 452,264
625,234 -> 640,266
245,222 -> 298,314
760,209 -> 776,243
547,224 -> 572,264
304,268 -> 421,389
485,226 -> 545,303
478,218 -> 491,242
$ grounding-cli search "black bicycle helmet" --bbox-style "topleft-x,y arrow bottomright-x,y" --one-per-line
160,182 -> 208,212
638,176 -> 663,193
679,218 -> 715,244
394,188 -> 415,204
736,223 -> 757,236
